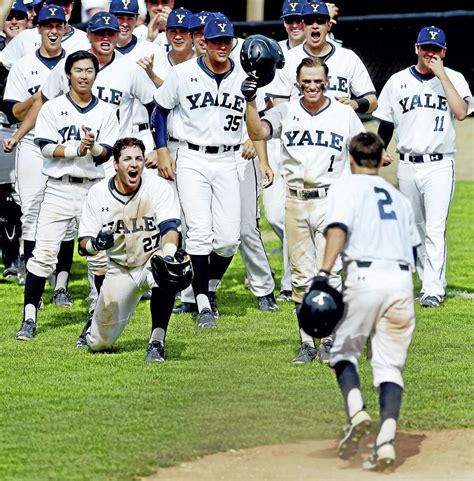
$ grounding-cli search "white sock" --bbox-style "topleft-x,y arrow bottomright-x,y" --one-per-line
376,419 -> 397,445
300,328 -> 315,347
196,293 -> 211,312
55,271 -> 69,291
150,328 -> 165,344
347,388 -> 364,418
24,304 -> 36,322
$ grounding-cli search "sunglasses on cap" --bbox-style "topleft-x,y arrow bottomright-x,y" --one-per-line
6,12 -> 28,21
303,15 -> 329,26
284,15 -> 303,24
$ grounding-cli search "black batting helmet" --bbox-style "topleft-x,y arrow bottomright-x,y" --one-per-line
240,34 -> 285,87
298,277 -> 345,339
150,249 -> 193,292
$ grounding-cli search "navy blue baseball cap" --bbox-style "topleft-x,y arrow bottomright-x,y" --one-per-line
9,0 -> 28,15
23,0 -> 43,6
189,11 -> 214,31
166,8 -> 192,29
281,0 -> 304,18
88,12 -> 120,32
37,4 -> 67,23
110,0 -> 139,16
302,1 -> 330,18
416,26 -> 446,49
204,17 -> 234,40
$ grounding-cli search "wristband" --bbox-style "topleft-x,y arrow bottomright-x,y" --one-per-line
64,145 -> 80,158
162,242 -> 177,258
90,142 -> 102,157
355,98 -> 370,114
85,239 -> 98,255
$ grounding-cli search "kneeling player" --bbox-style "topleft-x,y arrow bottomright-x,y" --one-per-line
77,137 -> 186,362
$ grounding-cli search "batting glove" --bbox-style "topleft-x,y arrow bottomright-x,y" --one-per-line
241,76 -> 258,102
91,229 -> 115,251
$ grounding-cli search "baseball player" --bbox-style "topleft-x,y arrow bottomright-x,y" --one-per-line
243,57 -> 365,362
151,17 -> 251,328
24,0 -> 44,28
16,50 -> 119,341
188,11 -> 214,57
318,132 -> 420,470
267,1 -> 377,114
133,0 -> 173,49
3,5 -> 79,305
1,0 -> 28,47
0,0 -> 90,70
77,137 -> 183,362
375,26 -> 473,308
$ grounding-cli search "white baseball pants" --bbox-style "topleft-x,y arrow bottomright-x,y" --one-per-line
397,157 -> 455,298
176,146 -> 240,258
329,261 -> 416,389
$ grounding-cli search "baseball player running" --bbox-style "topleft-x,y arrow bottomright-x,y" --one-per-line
16,50 -> 119,341
243,57 -> 364,363
374,26 -> 473,308
3,5 -> 79,305
77,138 -> 183,362
318,132 -> 420,470
151,17 -> 250,328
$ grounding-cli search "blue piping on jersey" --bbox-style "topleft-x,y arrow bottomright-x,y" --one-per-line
197,55 -> 235,85
65,92 -> 99,113
99,52 -> 117,72
409,66 -> 435,82
116,35 -> 138,55
299,97 -> 332,117
302,42 -> 335,62
440,159 -> 455,282
62,26 -> 76,42
108,175 -> 142,204
35,49 -> 66,70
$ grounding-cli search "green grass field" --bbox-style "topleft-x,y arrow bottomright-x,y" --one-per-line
0,182 -> 472,481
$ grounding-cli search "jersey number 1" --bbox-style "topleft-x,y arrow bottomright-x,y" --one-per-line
374,187 -> 397,220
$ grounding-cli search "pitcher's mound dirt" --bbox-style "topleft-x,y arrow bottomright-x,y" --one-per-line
146,430 -> 473,481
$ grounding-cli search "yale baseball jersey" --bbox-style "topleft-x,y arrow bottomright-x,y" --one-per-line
79,173 -> 180,268
34,93 -> 119,179
325,174 -> 420,266
267,42 -> 375,101
154,56 -> 247,147
373,66 -> 474,155
263,98 -> 364,187
42,54 -> 155,138
1,26 -> 90,70
3,49 -> 66,145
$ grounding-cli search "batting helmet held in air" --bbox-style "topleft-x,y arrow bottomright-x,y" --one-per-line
150,249 -> 193,292
240,34 -> 285,87
298,276 -> 345,338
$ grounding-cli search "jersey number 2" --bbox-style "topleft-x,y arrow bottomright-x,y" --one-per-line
374,187 -> 397,220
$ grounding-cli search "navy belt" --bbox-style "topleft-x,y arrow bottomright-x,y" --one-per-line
137,123 -> 149,132
58,175 -> 91,184
400,153 -> 443,163
187,142 -> 239,154
355,260 -> 409,271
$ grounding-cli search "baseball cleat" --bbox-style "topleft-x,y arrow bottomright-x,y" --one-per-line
276,290 -> 293,302
362,440 -> 396,471
419,295 -> 441,308
16,319 -> 36,341
172,302 -> 198,314
51,288 -> 73,307
76,335 -> 88,348
3,264 -> 19,279
208,291 -> 219,318
145,341 -> 165,362
338,410 -> 372,460
76,311 -> 93,348
258,293 -> 280,312
292,343 -> 318,364
196,308 -> 217,328
318,337 -> 333,364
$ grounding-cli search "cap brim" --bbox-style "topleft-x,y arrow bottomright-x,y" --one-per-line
280,13 -> 303,19
417,41 -> 446,49
89,26 -> 120,32
110,10 -> 138,15
204,34 -> 233,40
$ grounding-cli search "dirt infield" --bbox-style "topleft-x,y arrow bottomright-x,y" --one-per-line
148,430 -> 474,481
